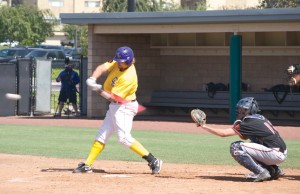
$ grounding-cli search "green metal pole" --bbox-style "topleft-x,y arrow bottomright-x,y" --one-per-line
229,34 -> 242,123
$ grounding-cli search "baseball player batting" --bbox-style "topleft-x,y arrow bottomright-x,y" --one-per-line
191,97 -> 287,182
73,46 -> 162,174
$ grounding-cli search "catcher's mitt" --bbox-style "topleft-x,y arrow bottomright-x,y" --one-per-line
191,109 -> 206,127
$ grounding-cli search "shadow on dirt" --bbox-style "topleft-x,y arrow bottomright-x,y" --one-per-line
197,175 -> 250,182
281,175 -> 300,181
41,168 -> 152,175
196,174 -> 300,182
41,168 -> 106,173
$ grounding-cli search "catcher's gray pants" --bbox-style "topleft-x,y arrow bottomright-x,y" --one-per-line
240,142 -> 287,166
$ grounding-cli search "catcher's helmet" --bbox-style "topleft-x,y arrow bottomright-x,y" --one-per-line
236,97 -> 260,120
113,46 -> 134,65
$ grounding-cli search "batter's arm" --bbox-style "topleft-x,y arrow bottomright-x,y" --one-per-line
86,63 -> 107,92
201,125 -> 237,137
86,63 -> 119,102
91,63 -> 108,79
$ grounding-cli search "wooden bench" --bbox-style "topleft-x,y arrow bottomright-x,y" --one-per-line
143,90 -> 230,114
143,90 -> 300,117
242,92 -> 300,117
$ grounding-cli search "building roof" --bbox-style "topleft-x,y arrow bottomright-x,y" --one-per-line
60,8 -> 300,25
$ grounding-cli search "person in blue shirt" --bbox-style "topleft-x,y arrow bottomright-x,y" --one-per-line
55,58 -> 80,116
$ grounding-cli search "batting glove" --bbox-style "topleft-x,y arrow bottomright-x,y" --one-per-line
86,77 -> 102,91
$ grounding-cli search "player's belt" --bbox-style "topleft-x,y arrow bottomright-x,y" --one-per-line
112,100 -> 136,104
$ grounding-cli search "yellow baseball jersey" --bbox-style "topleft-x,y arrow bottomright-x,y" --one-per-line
103,60 -> 137,100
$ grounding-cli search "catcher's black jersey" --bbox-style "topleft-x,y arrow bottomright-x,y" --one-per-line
239,114 -> 286,152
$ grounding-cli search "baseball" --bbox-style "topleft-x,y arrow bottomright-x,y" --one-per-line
5,93 -> 22,100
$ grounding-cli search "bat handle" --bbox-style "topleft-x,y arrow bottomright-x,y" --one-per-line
97,89 -> 113,101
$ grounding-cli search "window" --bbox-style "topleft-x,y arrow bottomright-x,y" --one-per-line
57,51 -> 66,59
47,52 -> 56,59
84,1 -> 100,7
49,0 -> 64,7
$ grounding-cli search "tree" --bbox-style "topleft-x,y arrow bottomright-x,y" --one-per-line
62,24 -> 88,56
102,0 -> 128,12
78,26 -> 88,56
0,6 -> 56,46
62,24 -> 81,46
195,1 -> 207,11
102,0 -> 180,12
258,0 -> 297,8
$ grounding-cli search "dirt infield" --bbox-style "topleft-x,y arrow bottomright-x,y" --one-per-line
1,116 -> 300,194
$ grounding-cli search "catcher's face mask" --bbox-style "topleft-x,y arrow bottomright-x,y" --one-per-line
235,108 -> 247,120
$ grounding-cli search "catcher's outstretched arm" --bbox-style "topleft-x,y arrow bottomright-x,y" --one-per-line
190,109 -> 236,137
201,125 -> 236,137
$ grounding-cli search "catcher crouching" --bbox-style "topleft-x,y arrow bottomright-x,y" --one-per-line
191,97 -> 287,182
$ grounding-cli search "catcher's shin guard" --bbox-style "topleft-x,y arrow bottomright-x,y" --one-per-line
230,141 -> 265,174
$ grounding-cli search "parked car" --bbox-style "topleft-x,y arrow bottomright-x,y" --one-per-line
8,49 -> 66,65
0,47 -> 37,63
24,49 -> 66,60
64,48 -> 82,59
35,44 -> 65,51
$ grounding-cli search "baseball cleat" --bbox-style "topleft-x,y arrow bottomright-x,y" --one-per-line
244,173 -> 258,179
278,167 -> 285,176
148,158 -> 163,175
248,165 -> 285,181
267,165 -> 285,180
73,162 -> 93,173
253,169 -> 271,182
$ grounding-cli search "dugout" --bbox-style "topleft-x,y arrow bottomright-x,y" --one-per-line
60,8 -> 300,120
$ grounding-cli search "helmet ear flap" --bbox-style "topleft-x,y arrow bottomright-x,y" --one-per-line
126,56 -> 131,65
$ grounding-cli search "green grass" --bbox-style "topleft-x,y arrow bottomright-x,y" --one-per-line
52,68 -> 63,81
0,124 -> 299,169
0,46 -> 9,49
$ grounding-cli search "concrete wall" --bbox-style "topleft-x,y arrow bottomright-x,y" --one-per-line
87,33 -> 300,117
159,55 -> 300,92
87,32 -> 161,117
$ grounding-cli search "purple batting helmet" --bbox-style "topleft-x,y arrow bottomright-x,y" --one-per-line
113,46 -> 134,65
